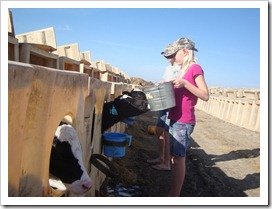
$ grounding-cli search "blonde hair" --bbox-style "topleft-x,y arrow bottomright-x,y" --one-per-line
180,50 -> 197,77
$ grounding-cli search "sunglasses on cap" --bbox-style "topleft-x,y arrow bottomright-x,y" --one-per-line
164,51 -> 178,59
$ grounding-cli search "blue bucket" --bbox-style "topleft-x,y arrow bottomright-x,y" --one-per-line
103,132 -> 129,158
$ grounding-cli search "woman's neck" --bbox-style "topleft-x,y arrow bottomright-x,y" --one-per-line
180,61 -> 196,77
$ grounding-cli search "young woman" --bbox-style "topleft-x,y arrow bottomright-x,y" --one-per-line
161,37 -> 209,196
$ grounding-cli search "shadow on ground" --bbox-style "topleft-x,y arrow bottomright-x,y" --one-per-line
105,111 -> 260,197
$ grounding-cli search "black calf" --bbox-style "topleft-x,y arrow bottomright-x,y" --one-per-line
102,89 -> 149,132
49,124 -> 92,195
50,138 -> 83,184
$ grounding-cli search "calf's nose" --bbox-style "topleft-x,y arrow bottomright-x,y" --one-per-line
82,180 -> 92,190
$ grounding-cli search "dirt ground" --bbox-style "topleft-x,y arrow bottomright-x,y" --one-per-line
107,109 -> 260,197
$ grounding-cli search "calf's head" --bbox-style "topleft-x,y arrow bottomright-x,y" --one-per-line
102,89 -> 149,132
50,124 -> 92,196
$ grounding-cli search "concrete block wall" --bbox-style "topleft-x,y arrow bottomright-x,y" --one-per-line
9,8 -> 130,83
80,51 -> 92,64
8,61 -> 134,196
15,27 -> 59,69
85,79 -> 112,197
96,60 -> 126,82
8,10 -> 15,37
18,43 -> 59,69
58,56 -> 81,72
97,61 -> 112,82
14,27 -> 99,80
80,51 -> 92,76
8,11 -> 19,61
16,27 -> 57,51
80,64 -> 93,77
54,43 -> 83,72
15,27 -> 127,83
90,62 -> 101,79
54,43 -> 81,61
8,36 -> 19,62
7,10 -> 139,196
196,87 -> 260,132
8,61 -> 89,196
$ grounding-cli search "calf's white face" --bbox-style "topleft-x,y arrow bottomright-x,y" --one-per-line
50,124 -> 92,196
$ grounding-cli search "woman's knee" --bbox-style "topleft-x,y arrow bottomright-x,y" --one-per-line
171,156 -> 185,165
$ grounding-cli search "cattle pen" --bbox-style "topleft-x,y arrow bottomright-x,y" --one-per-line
7,10 -> 143,197
7,10 -> 260,198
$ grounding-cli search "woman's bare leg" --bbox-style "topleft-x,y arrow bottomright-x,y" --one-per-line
168,156 -> 186,196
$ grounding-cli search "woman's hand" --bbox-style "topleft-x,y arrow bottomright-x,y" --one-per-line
172,76 -> 187,88
172,75 -> 209,101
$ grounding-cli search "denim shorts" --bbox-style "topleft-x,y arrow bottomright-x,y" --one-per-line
156,109 -> 170,131
169,121 -> 195,157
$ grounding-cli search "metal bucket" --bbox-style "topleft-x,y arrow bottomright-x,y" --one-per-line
143,82 -> 176,111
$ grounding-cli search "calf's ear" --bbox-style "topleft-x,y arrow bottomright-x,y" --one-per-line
122,91 -> 131,96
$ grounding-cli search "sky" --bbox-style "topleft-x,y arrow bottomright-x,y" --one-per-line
8,4 -> 263,89
1,1 -> 269,206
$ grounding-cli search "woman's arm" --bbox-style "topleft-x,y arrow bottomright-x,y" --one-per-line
172,75 -> 209,101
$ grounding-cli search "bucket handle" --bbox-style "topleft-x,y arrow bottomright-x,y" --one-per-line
89,154 -> 119,179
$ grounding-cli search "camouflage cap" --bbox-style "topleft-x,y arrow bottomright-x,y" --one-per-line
161,37 -> 198,58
